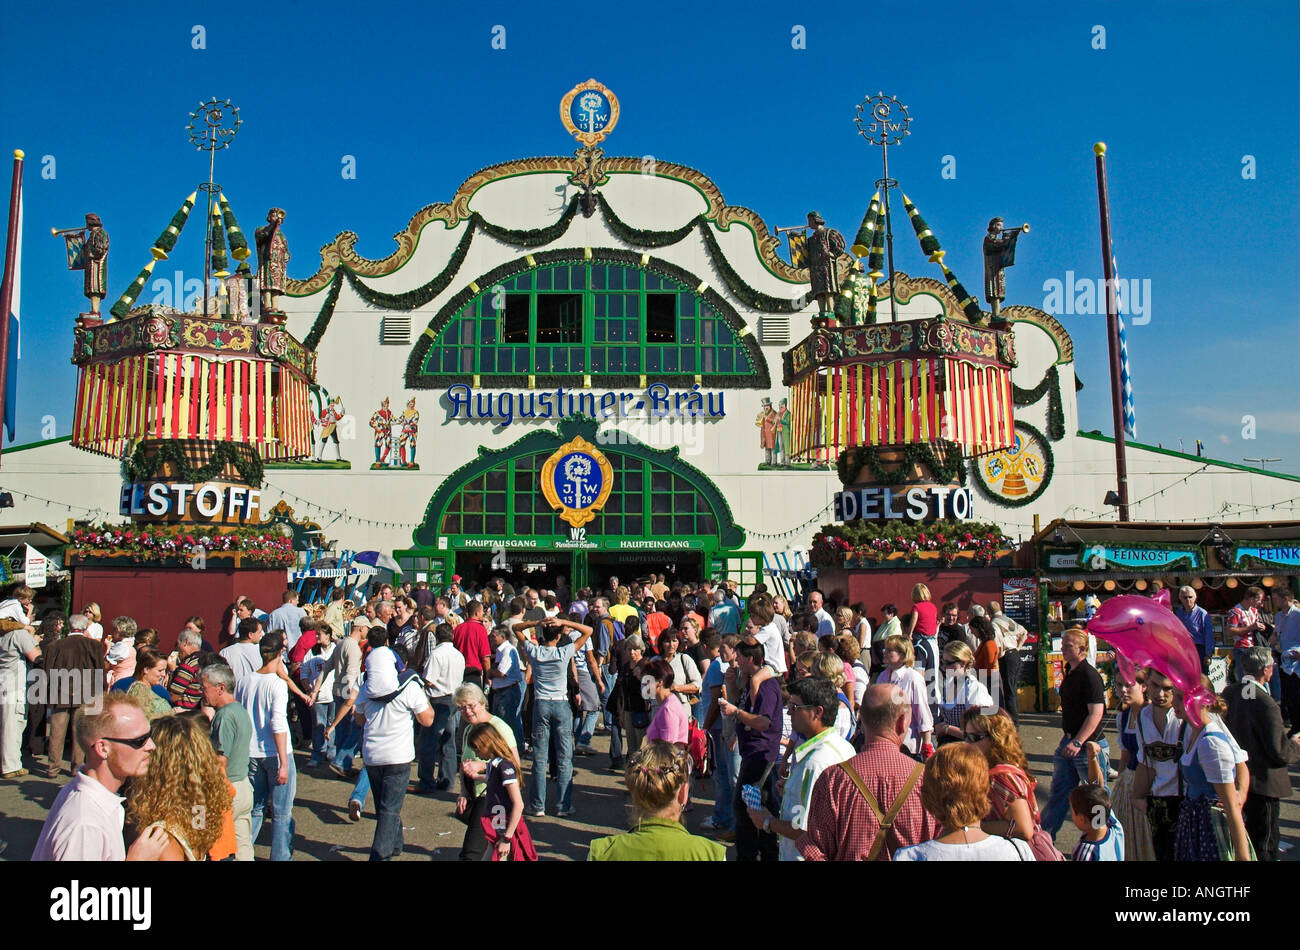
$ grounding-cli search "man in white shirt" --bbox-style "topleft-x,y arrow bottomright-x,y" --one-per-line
488,625 -> 524,749
302,629 -> 338,767
744,677 -> 854,860
1,620 -> 40,777
747,593 -> 788,674
416,623 -> 465,793
354,648 -> 433,860
329,616 -> 367,778
809,590 -> 835,637
32,692 -> 168,861
234,632 -> 296,861
220,617 -> 265,685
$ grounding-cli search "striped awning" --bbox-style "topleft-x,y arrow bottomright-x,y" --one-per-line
71,353 -> 312,460
293,565 -> 380,580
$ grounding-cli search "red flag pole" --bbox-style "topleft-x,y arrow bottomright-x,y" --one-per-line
0,148 -> 25,469
1094,142 -> 1130,521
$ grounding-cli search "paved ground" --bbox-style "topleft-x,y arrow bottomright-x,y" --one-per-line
2,710 -> 1298,860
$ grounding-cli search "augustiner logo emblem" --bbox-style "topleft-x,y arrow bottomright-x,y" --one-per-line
541,436 -> 614,529
560,79 -> 620,147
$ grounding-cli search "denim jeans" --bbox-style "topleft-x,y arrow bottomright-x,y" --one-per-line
708,729 -> 740,830
418,697 -> 458,790
574,710 -> 599,748
489,682 -> 524,751
367,762 -> 411,861
603,673 -> 623,762
248,751 -> 297,861
530,698 -> 574,812
1041,735 -> 1109,838
350,766 -> 370,809
310,700 -> 337,765
332,707 -> 361,771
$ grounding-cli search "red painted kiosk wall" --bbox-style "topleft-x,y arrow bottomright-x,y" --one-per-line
815,567 -> 1005,623
73,566 -> 289,653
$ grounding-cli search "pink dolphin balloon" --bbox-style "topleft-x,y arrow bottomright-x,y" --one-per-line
1086,595 -> 1216,727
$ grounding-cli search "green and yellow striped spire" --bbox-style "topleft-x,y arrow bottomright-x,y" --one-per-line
939,259 -> 983,323
867,201 -> 886,279
109,259 -> 156,321
850,192 -> 881,258
210,202 -> 230,278
149,191 -> 197,261
220,195 -> 251,261
901,194 -> 944,262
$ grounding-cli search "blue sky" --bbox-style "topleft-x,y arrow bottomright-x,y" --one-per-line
1,0 -> 1296,471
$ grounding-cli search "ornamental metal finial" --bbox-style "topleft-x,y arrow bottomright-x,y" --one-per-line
186,98 -> 242,317
854,93 -> 911,322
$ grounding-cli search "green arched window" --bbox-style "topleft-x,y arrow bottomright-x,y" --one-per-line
439,450 -> 719,540
416,258 -> 758,383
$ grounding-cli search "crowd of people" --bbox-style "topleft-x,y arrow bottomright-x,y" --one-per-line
0,574 -> 1296,863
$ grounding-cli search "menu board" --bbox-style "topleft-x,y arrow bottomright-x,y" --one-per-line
1002,577 -> 1040,644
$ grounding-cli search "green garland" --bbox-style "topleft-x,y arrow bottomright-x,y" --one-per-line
969,421 -> 1054,508
121,440 -> 265,487
478,196 -> 580,247
109,260 -> 156,320
836,441 -> 968,487
596,192 -> 700,248
811,519 -> 1013,568
1011,365 -> 1064,440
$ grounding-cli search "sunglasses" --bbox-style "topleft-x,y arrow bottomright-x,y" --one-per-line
104,730 -> 152,750
963,733 -> 988,743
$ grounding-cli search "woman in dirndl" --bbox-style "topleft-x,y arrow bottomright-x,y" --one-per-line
1172,677 -> 1254,861
1110,671 -> 1156,860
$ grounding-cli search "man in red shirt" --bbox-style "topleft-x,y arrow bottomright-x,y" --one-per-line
453,600 -> 492,688
797,683 -> 940,860
1228,586 -> 1268,682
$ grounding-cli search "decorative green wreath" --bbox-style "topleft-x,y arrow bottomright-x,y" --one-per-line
1012,364 -> 1064,441
121,440 -> 265,487
969,421 -> 1054,508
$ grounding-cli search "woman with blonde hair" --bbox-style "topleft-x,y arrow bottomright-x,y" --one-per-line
587,741 -> 725,860
933,641 -> 995,745
962,709 -> 1062,860
810,652 -> 855,741
894,743 -> 1034,860
904,583 -> 939,690
80,602 -> 104,641
876,634 -> 933,758
125,715 -> 233,860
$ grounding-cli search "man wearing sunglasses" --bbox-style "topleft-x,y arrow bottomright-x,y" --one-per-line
33,692 -> 168,861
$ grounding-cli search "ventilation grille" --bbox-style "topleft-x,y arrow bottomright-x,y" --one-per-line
760,315 -> 791,345
380,316 -> 412,345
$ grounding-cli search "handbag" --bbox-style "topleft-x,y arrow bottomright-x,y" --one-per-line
686,718 -> 709,775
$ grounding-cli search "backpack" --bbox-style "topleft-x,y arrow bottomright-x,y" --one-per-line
597,617 -> 625,663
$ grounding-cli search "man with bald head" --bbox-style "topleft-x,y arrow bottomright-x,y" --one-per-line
797,683 -> 941,861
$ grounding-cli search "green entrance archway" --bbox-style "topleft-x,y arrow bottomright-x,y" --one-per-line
398,417 -> 747,590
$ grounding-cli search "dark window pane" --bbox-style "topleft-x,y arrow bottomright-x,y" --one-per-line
535,349 -> 552,372
553,268 -> 570,291
502,294 -> 529,343
646,293 -> 676,343
651,515 -> 671,535
680,319 -> 695,344
697,515 -> 716,535
479,350 -> 496,372
674,515 -> 694,535
486,514 -> 506,534
441,514 -> 461,534
651,492 -> 671,514
537,269 -> 552,290
681,349 -> 696,371
537,293 -> 583,344
663,349 -> 679,372
512,516 -> 530,534
645,348 -> 661,372
719,349 -> 734,372
625,349 -> 640,371
626,515 -> 643,534
463,514 -> 484,534
652,470 -> 671,492
486,469 -> 506,491
570,266 -> 587,289
592,266 -> 607,290
624,469 -> 643,493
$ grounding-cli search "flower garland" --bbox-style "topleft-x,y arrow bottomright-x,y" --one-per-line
969,421 -> 1055,508
810,520 -> 1012,568
835,441 -> 968,488
70,523 -> 294,566
121,440 -> 264,487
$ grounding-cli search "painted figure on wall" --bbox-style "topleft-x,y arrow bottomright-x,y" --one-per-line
83,213 -> 110,315
397,398 -> 420,468
756,397 -> 778,466
775,397 -> 792,467
370,397 -> 394,468
313,395 -> 346,461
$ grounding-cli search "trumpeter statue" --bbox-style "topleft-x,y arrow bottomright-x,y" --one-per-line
982,216 -> 1030,320
804,211 -> 846,320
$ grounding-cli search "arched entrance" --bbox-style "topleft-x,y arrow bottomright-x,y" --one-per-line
397,417 -> 749,592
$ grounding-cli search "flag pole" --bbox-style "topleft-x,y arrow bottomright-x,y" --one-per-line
1094,142 -> 1130,521
0,148 -> 24,469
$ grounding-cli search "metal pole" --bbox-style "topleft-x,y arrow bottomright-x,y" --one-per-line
1094,143 -> 1130,521
203,144 -> 214,317
0,150 -> 24,468
881,142 -> 898,323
